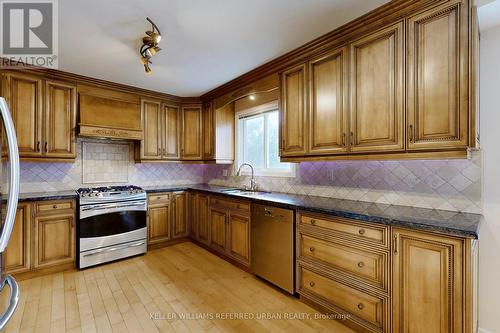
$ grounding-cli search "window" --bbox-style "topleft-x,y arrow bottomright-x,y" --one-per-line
236,102 -> 295,177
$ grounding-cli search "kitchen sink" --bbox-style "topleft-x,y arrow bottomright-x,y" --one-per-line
221,189 -> 270,196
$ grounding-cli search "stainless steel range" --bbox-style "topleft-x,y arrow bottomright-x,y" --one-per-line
76,185 -> 147,269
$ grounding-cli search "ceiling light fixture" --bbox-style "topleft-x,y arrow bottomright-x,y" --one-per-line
140,17 -> 162,75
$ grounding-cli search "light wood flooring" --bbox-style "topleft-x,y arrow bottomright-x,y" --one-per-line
1,242 -> 354,333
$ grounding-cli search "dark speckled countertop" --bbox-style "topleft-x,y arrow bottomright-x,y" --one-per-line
14,184 -> 481,239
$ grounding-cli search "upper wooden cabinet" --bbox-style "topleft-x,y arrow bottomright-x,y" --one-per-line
308,47 -> 348,155
281,64 -> 308,156
350,22 -> 404,153
138,100 -> 181,162
181,105 -> 203,160
140,99 -> 162,160
1,72 -> 76,160
202,102 -> 215,160
44,80 -> 77,159
407,1 -> 469,150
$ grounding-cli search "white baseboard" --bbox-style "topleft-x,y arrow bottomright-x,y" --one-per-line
479,327 -> 494,333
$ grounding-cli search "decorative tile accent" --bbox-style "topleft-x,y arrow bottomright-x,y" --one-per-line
82,141 -> 129,184
205,151 -> 482,214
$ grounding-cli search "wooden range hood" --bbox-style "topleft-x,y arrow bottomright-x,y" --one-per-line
78,85 -> 143,140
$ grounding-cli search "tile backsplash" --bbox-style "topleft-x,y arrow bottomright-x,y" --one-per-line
18,138 -> 482,213
205,151 -> 482,214
19,138 -> 206,192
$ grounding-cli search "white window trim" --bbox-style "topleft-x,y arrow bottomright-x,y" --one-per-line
234,101 -> 296,178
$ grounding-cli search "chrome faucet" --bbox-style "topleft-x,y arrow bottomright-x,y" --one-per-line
236,163 -> 257,191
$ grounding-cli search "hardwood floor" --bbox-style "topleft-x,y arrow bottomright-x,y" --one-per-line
0,242 -> 354,333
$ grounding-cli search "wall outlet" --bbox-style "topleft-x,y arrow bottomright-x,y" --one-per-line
222,169 -> 229,177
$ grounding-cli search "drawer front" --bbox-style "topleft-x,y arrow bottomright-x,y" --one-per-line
210,197 -> 250,214
300,214 -> 388,247
148,193 -> 171,205
35,200 -> 75,215
300,267 -> 385,329
301,235 -> 387,290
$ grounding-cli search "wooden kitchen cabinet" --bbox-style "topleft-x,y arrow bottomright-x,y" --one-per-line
308,47 -> 349,155
181,105 -> 203,160
201,100 -> 235,163
140,99 -> 163,160
1,72 -> 43,157
163,103 -> 181,160
197,194 -> 210,244
407,1 -> 469,151
349,22 -> 404,153
280,63 -> 308,156
392,228 -> 470,333
202,101 -> 215,160
1,72 -> 77,160
3,203 -> 31,274
147,193 -> 171,245
209,207 -> 227,252
33,208 -> 75,269
171,192 -> 188,238
227,213 -> 250,264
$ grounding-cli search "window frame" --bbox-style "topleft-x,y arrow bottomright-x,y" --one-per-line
235,101 -> 296,178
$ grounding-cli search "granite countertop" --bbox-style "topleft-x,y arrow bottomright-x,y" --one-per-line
14,184 -> 482,239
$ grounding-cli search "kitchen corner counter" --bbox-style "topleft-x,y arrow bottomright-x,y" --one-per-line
11,190 -> 78,203
184,184 -> 481,239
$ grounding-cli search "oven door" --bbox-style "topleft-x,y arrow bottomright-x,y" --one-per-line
79,202 -> 147,253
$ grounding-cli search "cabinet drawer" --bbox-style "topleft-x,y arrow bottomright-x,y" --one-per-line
148,193 -> 171,205
35,200 -> 75,215
210,197 -> 250,214
300,267 -> 386,329
300,213 -> 388,248
300,234 -> 387,290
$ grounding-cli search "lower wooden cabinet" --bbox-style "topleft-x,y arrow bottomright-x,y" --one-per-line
172,192 -> 188,239
3,203 -> 31,274
227,213 -> 250,263
34,212 -> 75,269
297,211 -> 478,333
209,206 -> 227,252
4,199 -> 76,275
147,194 -> 171,245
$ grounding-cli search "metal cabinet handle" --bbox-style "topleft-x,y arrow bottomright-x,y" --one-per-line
358,229 -> 366,235
37,141 -> 40,151
350,132 -> 354,145
310,219 -> 316,226
342,133 -> 346,146
52,205 -> 58,209
357,261 -> 365,268
309,247 -> 315,252
393,233 -> 399,255
409,125 -> 414,143
309,281 -> 315,287
357,303 -> 364,310
44,142 -> 48,152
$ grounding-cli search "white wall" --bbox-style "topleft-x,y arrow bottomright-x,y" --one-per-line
479,24 -> 500,333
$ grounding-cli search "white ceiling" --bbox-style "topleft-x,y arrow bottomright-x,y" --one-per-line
59,0 -> 389,96
478,0 -> 500,32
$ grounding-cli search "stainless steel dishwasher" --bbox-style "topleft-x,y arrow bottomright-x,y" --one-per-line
251,204 -> 295,294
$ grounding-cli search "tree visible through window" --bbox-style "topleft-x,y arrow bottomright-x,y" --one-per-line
237,109 -> 294,177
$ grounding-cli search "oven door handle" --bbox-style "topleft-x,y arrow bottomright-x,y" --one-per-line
82,240 -> 146,257
81,201 -> 146,211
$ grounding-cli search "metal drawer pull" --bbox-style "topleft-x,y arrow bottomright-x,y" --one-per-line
310,219 -> 316,225
309,281 -> 315,287
357,261 -> 365,268
358,229 -> 366,235
357,303 -> 364,310
52,205 -> 58,209
309,246 -> 315,252
82,241 -> 145,257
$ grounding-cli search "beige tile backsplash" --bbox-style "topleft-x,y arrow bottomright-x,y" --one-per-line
18,138 -> 482,213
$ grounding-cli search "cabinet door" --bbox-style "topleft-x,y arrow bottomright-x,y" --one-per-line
197,194 -> 210,244
202,102 -> 215,160
148,204 -> 170,244
34,213 -> 75,269
392,228 -> 464,333
172,192 -> 188,238
280,64 -> 307,156
5,73 -> 43,157
188,192 -> 198,239
227,213 -> 250,265
163,104 -> 181,160
407,2 -> 468,150
350,22 -> 404,152
44,80 -> 77,159
3,203 -> 31,274
140,99 -> 162,160
209,208 -> 226,252
181,106 -> 202,160
308,47 -> 348,155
